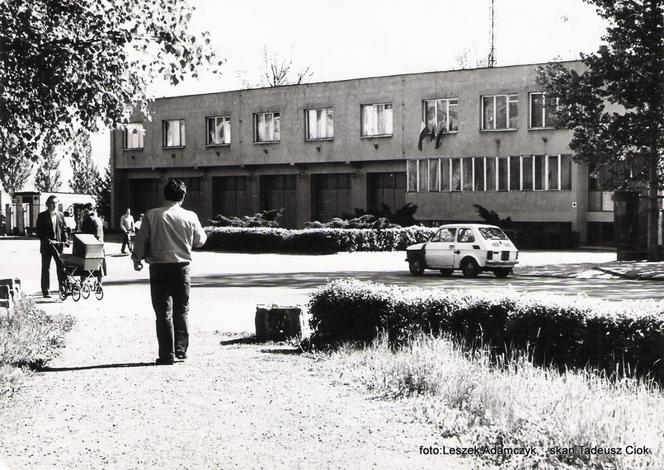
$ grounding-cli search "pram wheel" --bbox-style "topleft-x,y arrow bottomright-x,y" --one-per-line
81,283 -> 91,299
58,284 -> 68,300
94,284 -> 104,301
72,284 -> 81,302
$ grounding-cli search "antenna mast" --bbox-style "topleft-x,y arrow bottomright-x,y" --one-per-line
488,0 -> 496,67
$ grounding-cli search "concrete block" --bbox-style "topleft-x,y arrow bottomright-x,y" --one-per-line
255,305 -> 302,341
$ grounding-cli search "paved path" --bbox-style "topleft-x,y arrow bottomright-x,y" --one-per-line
0,241 -> 467,470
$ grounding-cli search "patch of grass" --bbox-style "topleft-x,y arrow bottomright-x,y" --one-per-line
328,333 -> 664,469
0,297 -> 75,397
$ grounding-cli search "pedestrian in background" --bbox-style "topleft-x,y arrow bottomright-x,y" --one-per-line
131,179 -> 207,365
120,208 -> 134,254
80,203 -> 106,283
35,195 -> 66,298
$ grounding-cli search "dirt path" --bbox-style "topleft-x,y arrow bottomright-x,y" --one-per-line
0,257 -> 467,469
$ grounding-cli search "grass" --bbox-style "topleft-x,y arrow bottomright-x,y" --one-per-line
0,297 -> 75,398
327,333 -> 664,469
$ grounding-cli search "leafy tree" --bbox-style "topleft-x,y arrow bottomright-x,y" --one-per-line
69,132 -> 99,195
34,138 -> 63,192
95,163 -> 112,219
537,0 -> 664,260
0,0 -> 221,166
0,137 -> 34,197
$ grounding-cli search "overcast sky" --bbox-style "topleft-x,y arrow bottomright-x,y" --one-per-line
86,0 -> 608,179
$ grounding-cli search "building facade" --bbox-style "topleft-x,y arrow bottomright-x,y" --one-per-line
110,61 -> 615,244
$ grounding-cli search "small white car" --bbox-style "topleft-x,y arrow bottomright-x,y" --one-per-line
406,224 -> 518,278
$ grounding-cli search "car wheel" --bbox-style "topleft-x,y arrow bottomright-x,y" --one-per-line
461,258 -> 480,278
439,269 -> 453,276
409,259 -> 425,276
493,268 -> 511,278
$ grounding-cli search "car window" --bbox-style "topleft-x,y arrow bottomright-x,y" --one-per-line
478,226 -> 508,240
457,228 -> 475,243
439,228 -> 456,243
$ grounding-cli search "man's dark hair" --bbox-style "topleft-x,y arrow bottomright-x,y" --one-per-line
46,195 -> 58,204
164,178 -> 187,202
83,202 -> 94,211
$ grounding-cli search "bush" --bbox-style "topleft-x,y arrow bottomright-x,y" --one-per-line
208,209 -> 284,228
203,226 -> 437,253
0,297 -> 75,370
307,279 -> 664,380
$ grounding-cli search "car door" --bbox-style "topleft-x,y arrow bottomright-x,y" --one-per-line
425,227 -> 457,268
454,227 -> 477,267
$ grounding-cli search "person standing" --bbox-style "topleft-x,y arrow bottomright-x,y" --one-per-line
131,179 -> 207,365
80,203 -> 106,284
35,195 -> 66,298
81,203 -> 104,242
120,208 -> 134,254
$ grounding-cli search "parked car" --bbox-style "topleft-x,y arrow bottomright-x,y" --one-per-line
405,224 -> 518,277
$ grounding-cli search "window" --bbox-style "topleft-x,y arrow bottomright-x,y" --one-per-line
482,94 -> 518,130
457,228 -> 475,243
435,228 -> 456,243
441,158 -> 450,191
254,112 -> 280,143
361,103 -> 393,137
423,98 -> 459,133
498,157 -> 509,191
207,116 -> 231,145
407,160 -> 417,192
418,160 -> 429,191
473,157 -> 485,191
162,119 -> 185,147
530,92 -> 556,128
306,108 -> 334,140
429,159 -> 440,192
509,156 -> 521,190
561,155 -> 572,190
486,157 -> 497,191
451,158 -> 461,191
462,158 -> 472,191
123,123 -> 144,150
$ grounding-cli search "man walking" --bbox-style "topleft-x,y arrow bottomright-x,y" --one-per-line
120,208 -> 134,253
131,179 -> 207,365
35,195 -> 66,298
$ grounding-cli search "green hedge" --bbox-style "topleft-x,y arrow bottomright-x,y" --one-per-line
307,279 -> 664,380
203,226 -> 437,253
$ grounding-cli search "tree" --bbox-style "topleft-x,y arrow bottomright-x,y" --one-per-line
0,0 -> 222,168
34,138 -> 63,192
96,163 -> 112,219
537,0 -> 664,260
238,46 -> 313,88
0,152 -> 33,198
69,132 -> 99,195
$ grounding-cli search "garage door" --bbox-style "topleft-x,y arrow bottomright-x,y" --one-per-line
260,175 -> 297,228
311,173 -> 351,222
212,176 -> 250,218
367,172 -> 406,214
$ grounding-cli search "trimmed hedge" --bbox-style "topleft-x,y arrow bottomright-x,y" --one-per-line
203,226 -> 437,253
307,279 -> 664,380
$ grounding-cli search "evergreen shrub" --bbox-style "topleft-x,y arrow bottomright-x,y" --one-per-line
307,279 -> 664,380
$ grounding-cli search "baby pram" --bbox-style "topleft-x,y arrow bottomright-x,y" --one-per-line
55,233 -> 105,302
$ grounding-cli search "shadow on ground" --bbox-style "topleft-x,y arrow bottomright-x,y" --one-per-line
40,362 -> 157,372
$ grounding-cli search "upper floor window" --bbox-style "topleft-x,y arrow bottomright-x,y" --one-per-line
207,116 -> 231,145
361,103 -> 393,137
162,119 -> 185,147
123,123 -> 144,150
305,108 -> 334,140
254,112 -> 280,143
482,94 -> 518,130
530,92 -> 557,129
423,98 -> 458,133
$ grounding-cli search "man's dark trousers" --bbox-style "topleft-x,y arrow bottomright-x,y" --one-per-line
149,263 -> 191,361
42,244 -> 65,295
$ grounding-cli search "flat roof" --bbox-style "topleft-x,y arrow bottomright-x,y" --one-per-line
154,59 -> 583,102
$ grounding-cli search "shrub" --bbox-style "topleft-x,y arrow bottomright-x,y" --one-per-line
208,209 -> 284,228
203,226 -> 437,253
307,279 -> 664,380
0,297 -> 75,369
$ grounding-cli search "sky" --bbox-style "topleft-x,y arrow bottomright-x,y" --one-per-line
81,0 -> 608,187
